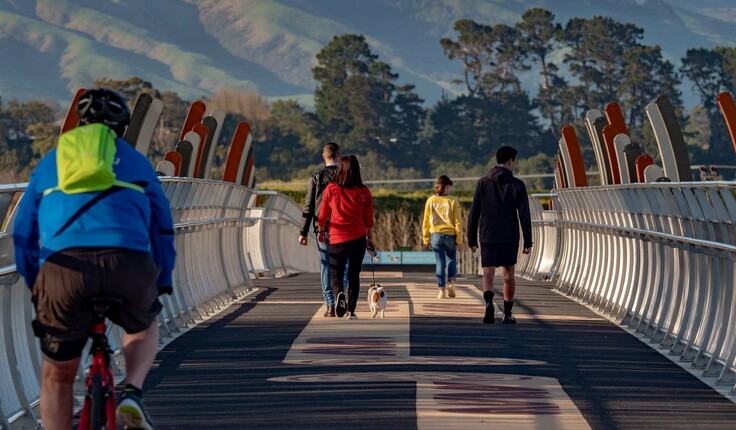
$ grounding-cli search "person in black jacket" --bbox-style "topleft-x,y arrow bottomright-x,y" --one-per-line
298,142 -> 347,317
468,146 -> 533,324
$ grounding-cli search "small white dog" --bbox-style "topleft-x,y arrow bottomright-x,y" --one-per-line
368,284 -> 388,318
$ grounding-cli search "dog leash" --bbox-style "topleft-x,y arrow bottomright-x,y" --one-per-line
370,252 -> 376,286
367,240 -> 377,285
371,253 -> 377,286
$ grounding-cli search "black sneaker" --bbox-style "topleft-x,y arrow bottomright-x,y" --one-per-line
502,313 -> 516,324
483,290 -> 495,324
483,304 -> 496,324
116,391 -> 155,430
335,292 -> 347,318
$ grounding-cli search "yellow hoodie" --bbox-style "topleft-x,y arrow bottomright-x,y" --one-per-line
422,194 -> 463,246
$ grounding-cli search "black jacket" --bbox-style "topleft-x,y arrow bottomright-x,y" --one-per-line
299,165 -> 337,236
467,165 -> 533,248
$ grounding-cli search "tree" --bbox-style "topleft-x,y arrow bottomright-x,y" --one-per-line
269,99 -> 320,153
681,48 -> 730,110
621,45 -> 681,128
682,104 -> 711,164
94,77 -> 158,102
388,84 -> 426,168
517,8 -> 560,91
516,152 -> 556,191
428,95 -> 490,168
153,90 -> 190,159
516,8 -> 564,132
487,23 -> 528,94
441,20 -> 527,97
561,17 -> 643,110
681,48 -> 736,164
427,90 -> 541,170
28,123 -> 59,170
256,99 -> 315,181
4,98 -> 58,172
717,46 -> 736,92
440,19 -> 494,98
313,34 -> 379,143
211,87 -> 270,139
312,34 -> 424,169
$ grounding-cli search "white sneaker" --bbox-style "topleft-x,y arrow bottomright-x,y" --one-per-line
437,289 -> 446,299
447,284 -> 456,298
347,311 -> 357,320
116,392 -> 155,430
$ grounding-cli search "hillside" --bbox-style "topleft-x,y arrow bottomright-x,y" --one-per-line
1,0 -> 735,108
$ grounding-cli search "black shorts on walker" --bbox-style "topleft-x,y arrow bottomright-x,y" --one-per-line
480,243 -> 519,267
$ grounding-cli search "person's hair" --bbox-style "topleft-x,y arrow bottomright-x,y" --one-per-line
332,155 -> 363,188
323,142 -> 340,160
496,145 -> 518,164
434,175 -> 453,196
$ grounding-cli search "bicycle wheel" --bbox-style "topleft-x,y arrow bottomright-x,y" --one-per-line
104,369 -> 117,429
90,373 -> 103,430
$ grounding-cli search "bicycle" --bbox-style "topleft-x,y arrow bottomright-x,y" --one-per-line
77,296 -> 122,430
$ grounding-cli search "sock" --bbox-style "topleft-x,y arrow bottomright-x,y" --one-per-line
503,300 -> 514,314
123,384 -> 142,398
483,290 -> 494,306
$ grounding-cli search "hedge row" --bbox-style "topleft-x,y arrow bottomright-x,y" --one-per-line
273,188 -> 476,219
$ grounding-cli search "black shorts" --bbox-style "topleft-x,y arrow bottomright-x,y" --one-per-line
32,248 -> 162,361
480,243 -> 519,268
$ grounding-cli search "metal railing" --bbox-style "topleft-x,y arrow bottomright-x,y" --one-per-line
454,182 -> 736,398
515,182 -> 736,398
0,178 -> 318,429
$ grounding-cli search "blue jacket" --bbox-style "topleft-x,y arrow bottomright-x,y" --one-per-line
13,136 -> 176,289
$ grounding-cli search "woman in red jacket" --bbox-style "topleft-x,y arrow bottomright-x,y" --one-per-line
318,155 -> 375,319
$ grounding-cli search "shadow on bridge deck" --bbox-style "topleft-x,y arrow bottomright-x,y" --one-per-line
141,272 -> 736,430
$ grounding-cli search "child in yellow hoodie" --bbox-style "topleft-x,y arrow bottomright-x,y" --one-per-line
422,175 -> 463,299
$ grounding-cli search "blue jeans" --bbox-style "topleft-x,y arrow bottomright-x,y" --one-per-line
316,231 -> 348,306
431,233 -> 457,288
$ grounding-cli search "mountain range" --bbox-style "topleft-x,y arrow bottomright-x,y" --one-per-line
1,0 -> 736,109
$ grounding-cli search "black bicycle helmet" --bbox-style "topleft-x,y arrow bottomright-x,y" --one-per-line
76,88 -> 131,136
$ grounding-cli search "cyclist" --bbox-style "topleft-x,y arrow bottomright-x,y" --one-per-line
13,88 -> 176,430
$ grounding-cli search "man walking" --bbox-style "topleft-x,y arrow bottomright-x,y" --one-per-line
467,145 -> 533,324
298,142 -> 346,317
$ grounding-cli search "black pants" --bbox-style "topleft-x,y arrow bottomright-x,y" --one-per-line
329,236 -> 366,313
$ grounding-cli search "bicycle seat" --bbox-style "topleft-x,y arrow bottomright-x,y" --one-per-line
84,296 -> 124,314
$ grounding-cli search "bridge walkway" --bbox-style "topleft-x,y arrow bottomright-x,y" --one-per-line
138,271 -> 736,429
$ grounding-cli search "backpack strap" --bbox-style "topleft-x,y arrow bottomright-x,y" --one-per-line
49,181 -> 147,238
113,180 -> 144,193
43,180 -> 143,196
50,187 -> 119,239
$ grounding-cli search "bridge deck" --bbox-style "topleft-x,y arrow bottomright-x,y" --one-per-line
140,272 -> 736,429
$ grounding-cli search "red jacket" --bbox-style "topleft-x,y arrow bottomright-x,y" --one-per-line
318,183 -> 374,244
